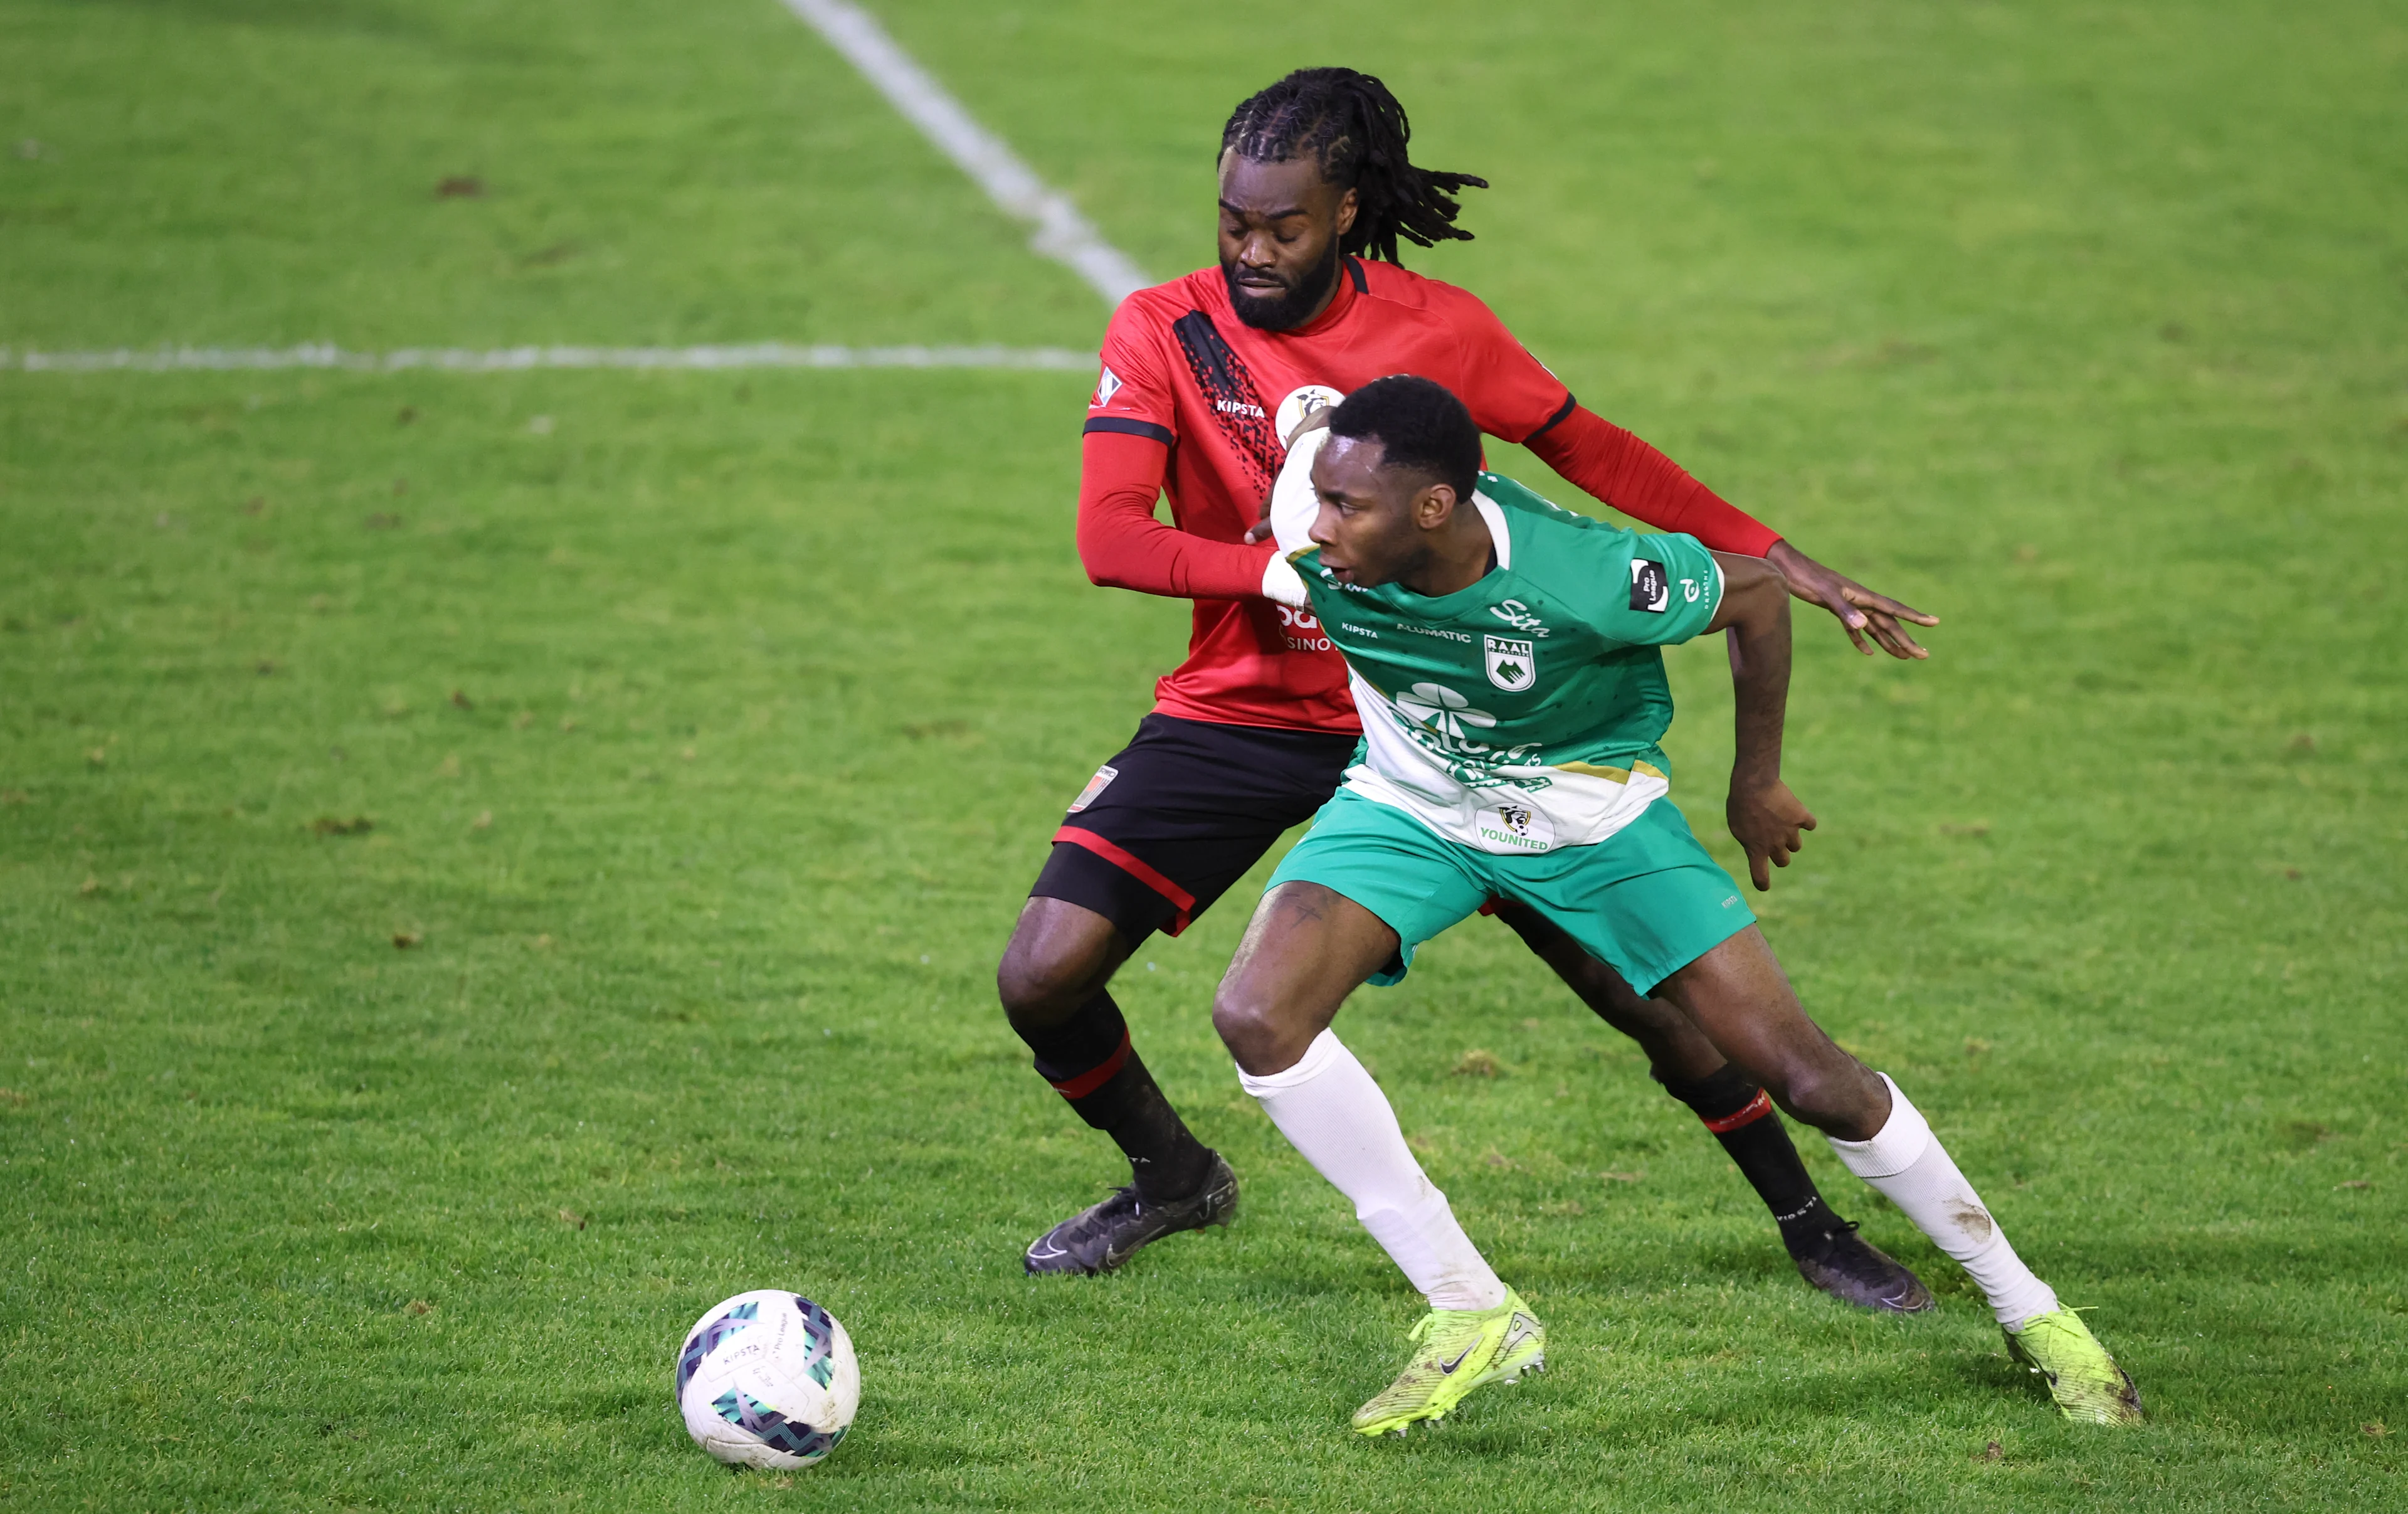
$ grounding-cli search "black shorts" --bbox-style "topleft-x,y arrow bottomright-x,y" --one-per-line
1030,713 -> 1360,943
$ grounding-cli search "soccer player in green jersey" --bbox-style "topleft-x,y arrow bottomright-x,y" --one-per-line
1229,376 -> 2145,1436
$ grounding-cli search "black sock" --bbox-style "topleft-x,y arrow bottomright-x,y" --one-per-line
1657,1064 -> 1844,1257
1021,990 -> 1212,1203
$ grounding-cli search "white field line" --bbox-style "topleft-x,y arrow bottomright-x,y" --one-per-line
778,0 -> 1149,307
11,5 -> 1134,370
3,342 -> 1092,373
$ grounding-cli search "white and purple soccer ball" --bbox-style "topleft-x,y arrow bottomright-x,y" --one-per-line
675,1290 -> 859,1469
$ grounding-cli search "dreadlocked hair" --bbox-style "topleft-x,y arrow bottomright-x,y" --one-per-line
1220,67 -> 1487,264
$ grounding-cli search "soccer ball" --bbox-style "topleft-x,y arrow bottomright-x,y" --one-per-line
674,1291 -> 859,1469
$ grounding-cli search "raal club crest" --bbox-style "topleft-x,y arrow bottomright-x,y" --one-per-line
1484,634 -> 1535,692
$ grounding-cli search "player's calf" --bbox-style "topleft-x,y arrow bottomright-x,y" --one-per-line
1496,903 -> 1933,1313
1661,1064 -> 1934,1314
1662,930 -> 2143,1416
1001,896 -> 1220,1251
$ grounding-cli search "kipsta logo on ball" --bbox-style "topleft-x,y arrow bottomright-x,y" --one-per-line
675,1290 -> 860,1469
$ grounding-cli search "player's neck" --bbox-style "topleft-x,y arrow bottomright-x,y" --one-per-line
1397,521 -> 1498,599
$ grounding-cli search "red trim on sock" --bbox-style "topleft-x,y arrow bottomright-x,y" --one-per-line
1048,1027 -> 1132,1099
1053,825 -> 1196,935
1701,1088 -> 1775,1133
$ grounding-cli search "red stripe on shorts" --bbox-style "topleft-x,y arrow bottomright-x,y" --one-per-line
1052,825 -> 1197,936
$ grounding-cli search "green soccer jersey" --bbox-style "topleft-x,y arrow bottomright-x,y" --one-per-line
1292,470 -> 1723,854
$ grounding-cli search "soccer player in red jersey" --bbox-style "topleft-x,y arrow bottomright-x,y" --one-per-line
1000,69 -> 1940,1303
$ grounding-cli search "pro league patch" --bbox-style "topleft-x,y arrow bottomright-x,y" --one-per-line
1629,558 -> 1670,613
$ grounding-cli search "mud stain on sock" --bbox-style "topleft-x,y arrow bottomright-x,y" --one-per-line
1947,1199 -> 1994,1241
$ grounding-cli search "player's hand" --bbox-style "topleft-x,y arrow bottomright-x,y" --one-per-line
1728,776 -> 1815,891
1765,541 -> 1937,660
1260,552 -> 1309,608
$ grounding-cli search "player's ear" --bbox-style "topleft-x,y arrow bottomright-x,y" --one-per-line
1333,186 -> 1358,240
1413,482 -> 1456,529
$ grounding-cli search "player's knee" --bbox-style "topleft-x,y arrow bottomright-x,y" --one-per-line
995,941 -> 1090,1029
1209,986 -> 1264,1057
1760,1056 -> 1879,1134
1210,984 -> 1286,1076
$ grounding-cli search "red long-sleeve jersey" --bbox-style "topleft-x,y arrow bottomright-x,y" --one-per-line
1080,258 -> 1780,734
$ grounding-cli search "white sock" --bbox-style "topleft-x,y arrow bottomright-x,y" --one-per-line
1236,1030 -> 1508,1311
1825,1074 -> 2061,1328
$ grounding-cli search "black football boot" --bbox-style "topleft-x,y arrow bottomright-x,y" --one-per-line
1787,1217 -> 1936,1313
1023,1151 -> 1238,1275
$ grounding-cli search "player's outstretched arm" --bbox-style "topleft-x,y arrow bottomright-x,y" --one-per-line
1762,541 -> 1939,662
1705,553 -> 1816,890
1522,406 -> 1938,660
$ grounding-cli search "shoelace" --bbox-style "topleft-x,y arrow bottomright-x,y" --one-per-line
1071,1187 -> 1141,1229
1403,1310 -> 1484,1353
2016,1305 -> 2094,1334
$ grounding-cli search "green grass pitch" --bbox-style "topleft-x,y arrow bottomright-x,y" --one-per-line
4,0 -> 2405,1507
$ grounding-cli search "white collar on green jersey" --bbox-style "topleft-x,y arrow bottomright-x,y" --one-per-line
1472,492 -> 1512,570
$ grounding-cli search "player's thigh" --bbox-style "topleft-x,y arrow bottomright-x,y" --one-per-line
1655,928 -> 1881,1130
1030,714 -> 1355,944
1508,799 -> 1758,999
1252,788 -> 1492,992
1492,901 -> 1654,1015
1214,882 -> 1409,1073
1499,902 -> 1724,1074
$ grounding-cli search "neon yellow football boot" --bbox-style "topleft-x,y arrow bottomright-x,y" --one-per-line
2004,1308 -> 2145,1425
1351,1288 -> 1545,1436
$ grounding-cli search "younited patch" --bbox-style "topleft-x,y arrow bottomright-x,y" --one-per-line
1478,802 -> 1555,853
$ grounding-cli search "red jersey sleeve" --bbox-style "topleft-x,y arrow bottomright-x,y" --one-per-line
1075,432 -> 1272,600
1082,294 -> 1180,446
1436,281 -> 1780,555
1527,407 -> 1781,558
1439,285 -> 1576,443
1075,295 -> 1274,601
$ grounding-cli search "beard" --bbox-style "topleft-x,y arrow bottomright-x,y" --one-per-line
1222,239 -> 1343,331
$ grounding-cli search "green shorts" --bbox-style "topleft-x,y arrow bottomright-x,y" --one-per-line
1266,789 -> 1756,995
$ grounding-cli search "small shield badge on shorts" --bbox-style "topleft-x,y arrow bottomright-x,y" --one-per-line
1484,634 -> 1536,692
1068,763 -> 1118,814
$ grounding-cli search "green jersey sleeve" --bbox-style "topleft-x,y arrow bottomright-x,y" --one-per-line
1562,527 -> 1722,648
